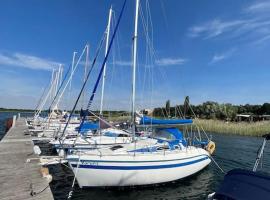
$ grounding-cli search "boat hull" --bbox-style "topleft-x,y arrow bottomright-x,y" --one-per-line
67,149 -> 210,187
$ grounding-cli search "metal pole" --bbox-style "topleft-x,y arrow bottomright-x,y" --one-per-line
253,139 -> 267,172
50,69 -> 55,100
100,6 -> 113,116
131,0 -> 140,139
70,52 -> 77,91
55,65 -> 61,98
82,44 -> 89,108
52,46 -> 87,111
68,51 -> 77,110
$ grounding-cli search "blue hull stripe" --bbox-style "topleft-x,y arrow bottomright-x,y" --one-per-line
67,154 -> 209,163
71,156 -> 209,170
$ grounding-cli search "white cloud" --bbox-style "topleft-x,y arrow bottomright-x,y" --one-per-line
113,58 -> 187,67
188,1 -> 270,44
188,19 -> 247,39
245,1 -> 270,13
114,60 -> 132,66
155,57 -> 187,66
0,52 -> 61,71
253,34 -> 270,44
210,48 -> 236,64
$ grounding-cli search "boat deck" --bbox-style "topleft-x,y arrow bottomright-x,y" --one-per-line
0,117 -> 54,200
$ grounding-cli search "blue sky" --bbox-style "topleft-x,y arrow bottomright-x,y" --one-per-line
1,0 -> 270,110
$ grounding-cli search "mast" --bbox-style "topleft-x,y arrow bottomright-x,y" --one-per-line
100,6 -> 113,116
59,65 -> 63,90
82,44 -> 89,109
68,51 -> 77,109
132,0 -> 139,137
34,74 -> 57,121
55,66 -> 60,98
50,69 -> 55,100
51,46 -> 87,113
52,65 -> 62,111
70,52 -> 77,90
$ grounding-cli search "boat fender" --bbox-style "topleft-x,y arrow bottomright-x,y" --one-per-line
33,145 -> 41,155
40,167 -> 52,183
206,141 -> 215,155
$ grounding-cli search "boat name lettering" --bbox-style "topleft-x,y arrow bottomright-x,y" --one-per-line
81,161 -> 99,166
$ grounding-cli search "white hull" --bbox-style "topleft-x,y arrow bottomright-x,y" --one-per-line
67,147 -> 210,187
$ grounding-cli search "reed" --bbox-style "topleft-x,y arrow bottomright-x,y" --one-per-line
107,115 -> 130,122
194,119 -> 270,136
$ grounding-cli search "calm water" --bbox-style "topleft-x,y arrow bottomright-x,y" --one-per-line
0,111 -> 34,140
1,112 -> 270,200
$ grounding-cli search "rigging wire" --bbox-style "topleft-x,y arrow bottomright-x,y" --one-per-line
47,64 -> 71,113
66,2 -> 127,198
59,32 -> 107,141
33,78 -> 51,116
138,1 -> 169,119
85,0 -> 127,111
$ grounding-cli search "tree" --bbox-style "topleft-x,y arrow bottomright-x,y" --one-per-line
165,100 -> 170,117
260,103 -> 270,115
183,96 -> 190,118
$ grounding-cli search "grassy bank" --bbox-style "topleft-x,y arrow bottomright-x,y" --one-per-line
195,119 -> 270,136
107,116 -> 270,136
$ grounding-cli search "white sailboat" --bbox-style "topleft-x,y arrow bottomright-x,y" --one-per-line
49,6 -> 135,151
66,0 -> 214,188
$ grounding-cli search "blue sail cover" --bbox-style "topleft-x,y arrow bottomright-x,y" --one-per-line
75,122 -> 99,134
140,116 -> 193,125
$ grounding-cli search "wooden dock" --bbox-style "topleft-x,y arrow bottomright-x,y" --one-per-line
0,117 -> 54,200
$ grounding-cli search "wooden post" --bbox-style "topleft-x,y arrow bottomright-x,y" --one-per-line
18,113 -> 21,119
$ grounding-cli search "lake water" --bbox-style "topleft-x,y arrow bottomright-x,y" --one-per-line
1,112 -> 270,200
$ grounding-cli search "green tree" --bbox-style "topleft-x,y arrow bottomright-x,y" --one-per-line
165,100 -> 170,117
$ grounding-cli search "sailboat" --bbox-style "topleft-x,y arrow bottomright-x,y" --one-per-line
66,0 -> 214,188
50,6 -> 135,153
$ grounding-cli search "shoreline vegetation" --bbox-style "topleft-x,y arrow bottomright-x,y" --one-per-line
2,98 -> 270,137
194,119 -> 270,137
0,108 -> 34,112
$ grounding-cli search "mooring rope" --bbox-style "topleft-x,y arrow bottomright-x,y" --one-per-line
67,151 -> 81,200
208,155 -> 225,174
30,184 -> 50,197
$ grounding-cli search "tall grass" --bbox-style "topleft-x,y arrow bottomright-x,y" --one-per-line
104,114 -> 270,137
194,119 -> 270,136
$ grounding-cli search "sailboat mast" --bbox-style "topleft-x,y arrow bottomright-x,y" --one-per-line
55,66 -> 61,98
132,0 -> 140,136
100,6 -> 113,116
70,52 -> 77,90
82,44 -> 89,108
50,69 -> 55,100
67,51 -> 77,110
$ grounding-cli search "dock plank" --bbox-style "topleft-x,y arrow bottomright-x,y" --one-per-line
0,118 -> 54,200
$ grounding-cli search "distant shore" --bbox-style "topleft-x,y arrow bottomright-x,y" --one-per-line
0,109 -> 34,112
195,119 -> 270,137
1,108 -> 268,136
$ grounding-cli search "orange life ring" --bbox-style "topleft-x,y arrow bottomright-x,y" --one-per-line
206,141 -> 216,155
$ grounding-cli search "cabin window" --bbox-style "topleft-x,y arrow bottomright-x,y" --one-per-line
118,134 -> 128,137
152,129 -> 176,141
110,145 -> 123,151
156,145 -> 170,151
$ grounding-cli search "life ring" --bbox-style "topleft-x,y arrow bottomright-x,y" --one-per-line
206,141 -> 215,155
